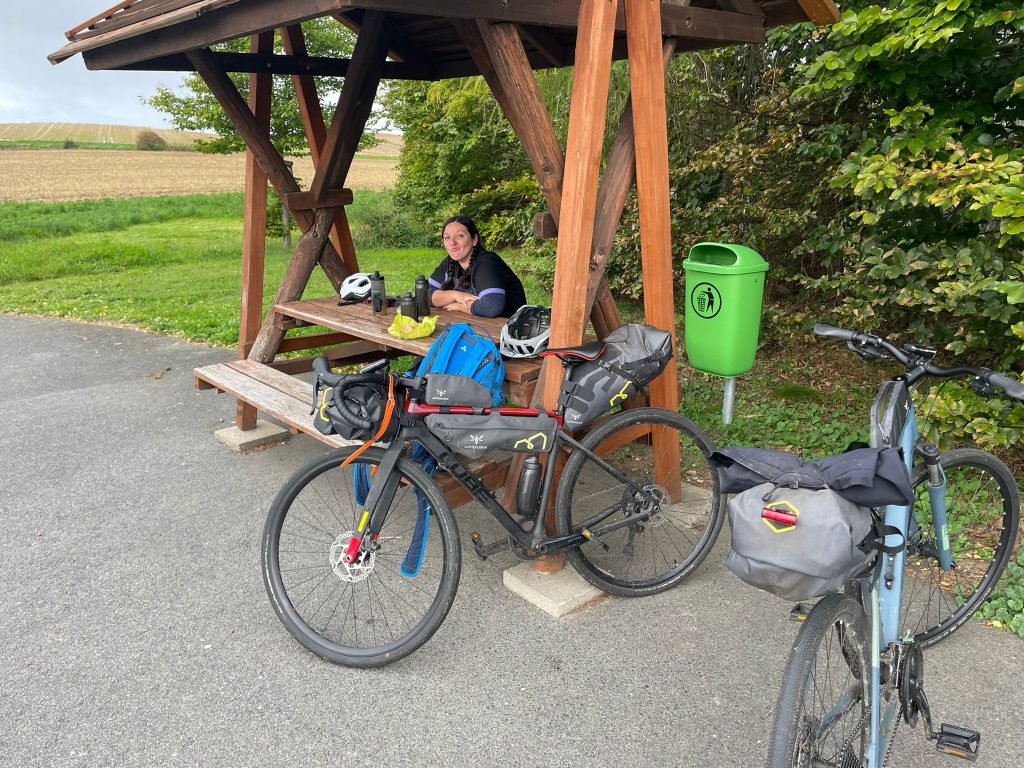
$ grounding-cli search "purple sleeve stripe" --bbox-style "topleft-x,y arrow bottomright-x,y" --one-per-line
477,287 -> 505,298
428,278 -> 443,288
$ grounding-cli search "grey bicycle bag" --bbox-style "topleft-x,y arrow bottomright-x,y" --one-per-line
425,411 -> 558,457
712,446 -> 912,601
422,374 -> 492,409
559,324 -> 673,430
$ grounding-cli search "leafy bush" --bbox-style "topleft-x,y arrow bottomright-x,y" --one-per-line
350,191 -> 433,249
62,138 -> 77,149
135,129 -> 167,151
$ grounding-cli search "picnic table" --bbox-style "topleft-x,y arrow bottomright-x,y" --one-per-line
193,296 -> 541,504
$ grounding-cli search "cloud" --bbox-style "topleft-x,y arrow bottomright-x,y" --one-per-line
4,1 -> 184,127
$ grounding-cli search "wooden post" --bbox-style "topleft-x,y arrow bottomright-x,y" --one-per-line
542,0 -> 619,409
626,0 -> 681,495
236,30 -> 274,431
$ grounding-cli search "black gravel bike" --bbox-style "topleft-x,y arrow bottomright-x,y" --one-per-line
262,348 -> 723,667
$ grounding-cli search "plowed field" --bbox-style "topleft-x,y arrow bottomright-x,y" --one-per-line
0,148 -> 397,202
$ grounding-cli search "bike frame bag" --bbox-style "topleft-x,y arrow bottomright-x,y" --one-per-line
425,411 -> 558,457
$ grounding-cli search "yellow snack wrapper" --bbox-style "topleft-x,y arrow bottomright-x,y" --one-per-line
387,311 -> 438,340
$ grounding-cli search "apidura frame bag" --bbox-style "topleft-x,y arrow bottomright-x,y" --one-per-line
425,411 -> 558,457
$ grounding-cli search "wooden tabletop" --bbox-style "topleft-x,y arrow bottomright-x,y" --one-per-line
275,296 -> 540,384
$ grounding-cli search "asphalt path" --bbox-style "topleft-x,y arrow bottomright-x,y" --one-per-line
2,315 -> 1021,768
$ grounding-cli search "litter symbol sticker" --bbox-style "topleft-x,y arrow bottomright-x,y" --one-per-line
690,282 -> 722,319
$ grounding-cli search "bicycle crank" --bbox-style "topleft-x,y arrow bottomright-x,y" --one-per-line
897,642 -> 931,733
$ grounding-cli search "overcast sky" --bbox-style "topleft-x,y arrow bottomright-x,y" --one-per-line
3,1 -> 185,127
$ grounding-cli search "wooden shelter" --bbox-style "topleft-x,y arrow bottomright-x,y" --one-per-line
50,0 -> 838,506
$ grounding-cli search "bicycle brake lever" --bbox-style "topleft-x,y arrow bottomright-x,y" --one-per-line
848,340 -> 884,360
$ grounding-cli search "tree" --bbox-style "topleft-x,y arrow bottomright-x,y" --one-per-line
147,18 -> 378,156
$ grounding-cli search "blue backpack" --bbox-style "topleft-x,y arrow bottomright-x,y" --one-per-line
355,322 -> 505,576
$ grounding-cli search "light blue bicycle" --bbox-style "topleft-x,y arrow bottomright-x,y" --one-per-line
767,324 -> 1023,767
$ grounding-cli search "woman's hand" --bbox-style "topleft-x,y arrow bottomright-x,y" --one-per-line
444,293 -> 477,313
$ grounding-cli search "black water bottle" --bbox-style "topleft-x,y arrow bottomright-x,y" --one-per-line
415,274 -> 430,317
516,456 -> 543,517
369,271 -> 385,315
398,291 -> 419,321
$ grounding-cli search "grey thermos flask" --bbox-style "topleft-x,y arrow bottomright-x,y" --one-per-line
398,292 -> 419,321
415,274 -> 430,317
369,271 -> 385,315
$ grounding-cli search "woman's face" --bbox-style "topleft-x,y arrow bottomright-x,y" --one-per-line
442,222 -> 478,266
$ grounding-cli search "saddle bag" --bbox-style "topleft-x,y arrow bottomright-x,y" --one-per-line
425,411 -> 558,457
713,446 -> 912,601
559,324 -> 673,430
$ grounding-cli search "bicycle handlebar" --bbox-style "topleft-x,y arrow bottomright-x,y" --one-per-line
312,357 -> 425,432
813,323 -> 1024,402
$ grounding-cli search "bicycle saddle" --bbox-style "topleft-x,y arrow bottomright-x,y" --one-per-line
538,340 -> 606,361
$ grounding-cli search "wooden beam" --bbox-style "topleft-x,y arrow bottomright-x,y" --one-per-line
308,11 -> 391,202
626,0 -> 680,495
282,187 -> 354,211
237,29 -> 275,431
795,0 -> 841,25
455,19 -> 564,222
714,0 -> 765,16
542,0 -> 619,411
514,24 -> 567,67
281,23 -> 358,281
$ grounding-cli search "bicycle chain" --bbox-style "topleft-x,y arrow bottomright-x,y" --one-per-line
880,680 -> 904,768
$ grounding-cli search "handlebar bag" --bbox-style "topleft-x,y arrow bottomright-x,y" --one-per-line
559,324 -> 673,430
725,482 -> 876,601
313,380 -> 402,442
425,411 -> 558,457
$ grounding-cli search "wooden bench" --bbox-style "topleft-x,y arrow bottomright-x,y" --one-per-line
194,358 -> 507,506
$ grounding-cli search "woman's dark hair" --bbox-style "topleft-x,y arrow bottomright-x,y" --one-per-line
441,215 -> 484,250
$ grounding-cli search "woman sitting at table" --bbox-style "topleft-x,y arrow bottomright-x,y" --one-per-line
428,215 -> 527,318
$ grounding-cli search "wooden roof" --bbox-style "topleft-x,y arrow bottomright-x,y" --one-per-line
50,0 -> 839,78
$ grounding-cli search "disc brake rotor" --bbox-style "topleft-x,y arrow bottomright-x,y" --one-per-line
330,532 -> 376,583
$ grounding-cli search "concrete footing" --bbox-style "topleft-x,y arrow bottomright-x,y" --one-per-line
214,421 -> 290,453
503,561 -> 606,618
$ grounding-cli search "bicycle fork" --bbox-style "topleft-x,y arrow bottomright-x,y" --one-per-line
339,443 -> 405,565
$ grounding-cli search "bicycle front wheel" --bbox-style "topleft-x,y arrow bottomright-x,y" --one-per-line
262,446 -> 461,668
767,593 -> 869,768
554,407 -> 723,597
901,448 -> 1020,646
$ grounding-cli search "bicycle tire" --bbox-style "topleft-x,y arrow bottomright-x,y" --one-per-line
262,446 -> 461,668
554,407 -> 723,597
767,593 -> 869,768
900,447 -> 1020,647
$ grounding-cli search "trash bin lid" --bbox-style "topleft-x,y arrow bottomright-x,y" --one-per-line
683,242 -> 768,275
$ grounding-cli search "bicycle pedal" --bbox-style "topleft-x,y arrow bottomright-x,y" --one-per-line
789,603 -> 809,622
469,531 -> 509,561
935,723 -> 980,761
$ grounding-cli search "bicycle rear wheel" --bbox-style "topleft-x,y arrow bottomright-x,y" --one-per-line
767,593 -> 869,768
554,407 -> 723,597
262,446 -> 461,667
901,448 -> 1020,646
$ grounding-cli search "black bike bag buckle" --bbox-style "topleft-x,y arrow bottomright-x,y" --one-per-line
935,723 -> 981,761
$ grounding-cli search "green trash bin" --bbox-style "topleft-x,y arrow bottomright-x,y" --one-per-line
683,242 -> 768,377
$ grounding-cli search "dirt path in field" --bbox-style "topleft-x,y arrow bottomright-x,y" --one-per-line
0,149 -> 397,202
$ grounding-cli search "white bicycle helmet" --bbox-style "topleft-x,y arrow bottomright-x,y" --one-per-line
500,305 -> 552,358
339,272 -> 372,301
